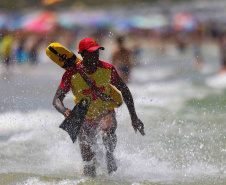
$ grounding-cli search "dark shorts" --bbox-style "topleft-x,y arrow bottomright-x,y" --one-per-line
82,110 -> 115,127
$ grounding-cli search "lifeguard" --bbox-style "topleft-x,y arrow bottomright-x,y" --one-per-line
50,38 -> 145,177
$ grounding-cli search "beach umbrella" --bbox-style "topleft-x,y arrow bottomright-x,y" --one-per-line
0,12 -> 20,30
58,11 -> 93,28
0,13 -> 8,29
58,10 -> 113,29
148,15 -> 168,29
130,14 -> 168,29
113,17 -> 132,31
21,11 -> 57,33
86,11 -> 113,28
42,0 -> 64,6
57,11 -> 78,29
173,12 -> 197,31
130,15 -> 150,29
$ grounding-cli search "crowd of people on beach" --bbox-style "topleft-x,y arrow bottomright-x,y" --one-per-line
1,17 -> 226,81
0,29 -> 44,68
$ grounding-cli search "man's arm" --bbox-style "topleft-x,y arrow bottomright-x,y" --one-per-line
114,77 -> 145,135
52,86 -> 71,118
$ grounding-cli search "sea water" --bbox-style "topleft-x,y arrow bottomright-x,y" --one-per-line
0,53 -> 225,185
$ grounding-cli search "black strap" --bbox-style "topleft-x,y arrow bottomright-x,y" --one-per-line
49,46 -> 122,107
77,66 -> 122,106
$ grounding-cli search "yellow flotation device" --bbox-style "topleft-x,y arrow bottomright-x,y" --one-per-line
46,43 -> 123,109
46,43 -> 82,69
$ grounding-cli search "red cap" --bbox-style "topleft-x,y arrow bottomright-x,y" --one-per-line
78,38 -> 104,54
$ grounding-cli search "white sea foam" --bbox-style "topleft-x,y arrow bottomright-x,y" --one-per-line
206,72 -> 226,89
0,110 -> 60,135
0,59 -> 225,184
16,177 -> 87,185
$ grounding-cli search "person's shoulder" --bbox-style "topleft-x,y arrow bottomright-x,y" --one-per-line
63,66 -> 78,76
99,60 -> 115,69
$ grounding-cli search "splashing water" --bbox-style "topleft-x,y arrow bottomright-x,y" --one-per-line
0,59 -> 225,184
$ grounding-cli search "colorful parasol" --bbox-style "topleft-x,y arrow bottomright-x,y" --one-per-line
173,12 -> 197,31
21,11 -> 57,33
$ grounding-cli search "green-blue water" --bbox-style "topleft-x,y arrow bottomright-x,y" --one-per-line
0,52 -> 225,184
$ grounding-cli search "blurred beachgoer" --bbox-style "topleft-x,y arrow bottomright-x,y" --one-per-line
218,31 -> 226,73
1,31 -> 13,68
111,36 -> 132,83
191,29 -> 203,69
52,38 -> 145,177
175,31 -> 187,54
28,35 -> 43,65
16,37 -> 29,64
208,21 -> 221,40
131,41 -> 143,67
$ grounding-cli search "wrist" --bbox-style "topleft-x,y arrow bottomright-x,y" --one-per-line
131,114 -> 138,121
62,108 -> 68,115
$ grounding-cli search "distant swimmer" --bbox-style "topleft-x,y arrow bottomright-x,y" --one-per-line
52,38 -> 145,177
111,36 -> 132,83
218,31 -> 226,73
191,28 -> 203,69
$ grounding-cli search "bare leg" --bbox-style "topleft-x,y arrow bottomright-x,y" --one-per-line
78,124 -> 97,177
99,113 -> 117,174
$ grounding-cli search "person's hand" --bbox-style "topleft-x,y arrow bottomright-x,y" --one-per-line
63,109 -> 72,120
132,118 -> 145,136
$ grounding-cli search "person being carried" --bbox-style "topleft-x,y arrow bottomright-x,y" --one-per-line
52,38 -> 145,177
111,36 -> 132,83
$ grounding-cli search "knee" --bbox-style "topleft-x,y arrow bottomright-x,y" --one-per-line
100,114 -> 117,132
